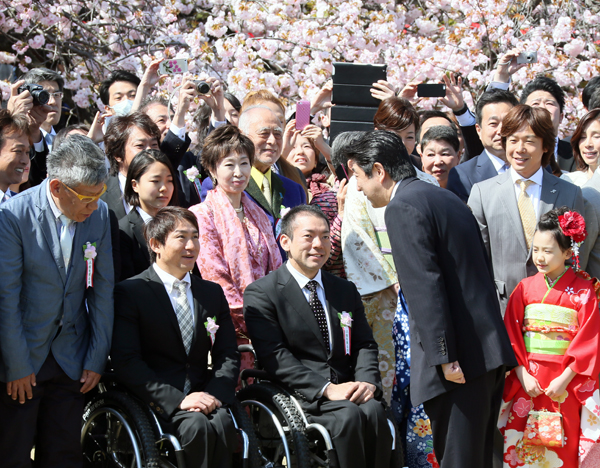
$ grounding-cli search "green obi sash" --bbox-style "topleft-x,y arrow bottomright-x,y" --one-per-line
374,227 -> 395,272
523,303 -> 578,356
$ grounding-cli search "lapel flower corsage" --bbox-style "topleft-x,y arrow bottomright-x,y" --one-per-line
184,166 -> 202,198
83,242 -> 97,288
338,311 -> 353,355
275,205 -> 290,242
205,316 -> 219,346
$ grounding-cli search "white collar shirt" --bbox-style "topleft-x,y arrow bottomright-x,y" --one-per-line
485,149 -> 509,175
153,263 -> 195,325
286,261 -> 331,350
137,206 -> 153,224
510,166 -> 544,219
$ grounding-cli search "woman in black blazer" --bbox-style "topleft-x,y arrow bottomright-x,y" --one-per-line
119,149 -> 178,281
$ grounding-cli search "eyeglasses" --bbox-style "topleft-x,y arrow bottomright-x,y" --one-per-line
48,91 -> 64,100
62,182 -> 107,203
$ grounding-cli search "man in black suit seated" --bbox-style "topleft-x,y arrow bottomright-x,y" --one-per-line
243,205 -> 392,468
111,206 -> 240,468
343,130 -> 517,468
447,89 -> 518,201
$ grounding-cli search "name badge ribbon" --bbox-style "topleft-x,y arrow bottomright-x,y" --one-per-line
83,242 -> 97,288
338,311 -> 353,355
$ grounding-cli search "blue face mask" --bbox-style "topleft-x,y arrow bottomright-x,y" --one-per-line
111,99 -> 134,116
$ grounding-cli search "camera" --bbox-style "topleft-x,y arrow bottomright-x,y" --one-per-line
517,52 -> 538,64
194,81 -> 211,95
17,84 -> 50,106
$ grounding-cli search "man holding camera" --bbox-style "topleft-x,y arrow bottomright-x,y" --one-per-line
8,68 -> 64,186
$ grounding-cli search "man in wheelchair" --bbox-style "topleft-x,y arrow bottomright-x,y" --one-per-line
244,205 -> 393,468
110,206 -> 240,468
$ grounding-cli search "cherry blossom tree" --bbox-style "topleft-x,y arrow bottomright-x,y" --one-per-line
1,0 -> 599,136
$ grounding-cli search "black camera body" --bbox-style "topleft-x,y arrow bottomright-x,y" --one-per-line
18,84 -> 50,106
194,81 -> 211,95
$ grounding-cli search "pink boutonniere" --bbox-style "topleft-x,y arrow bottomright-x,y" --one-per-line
83,242 -> 97,288
205,316 -> 219,346
338,311 -> 353,355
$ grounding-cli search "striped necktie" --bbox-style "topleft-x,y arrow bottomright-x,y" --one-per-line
173,280 -> 194,394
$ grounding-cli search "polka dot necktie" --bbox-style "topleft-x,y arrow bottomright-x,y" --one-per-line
306,280 -> 330,350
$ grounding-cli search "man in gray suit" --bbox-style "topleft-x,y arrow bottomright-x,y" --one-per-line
0,134 -> 114,467
469,105 -> 583,315
581,170 -> 600,279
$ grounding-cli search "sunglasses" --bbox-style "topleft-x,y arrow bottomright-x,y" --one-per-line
62,182 -> 107,203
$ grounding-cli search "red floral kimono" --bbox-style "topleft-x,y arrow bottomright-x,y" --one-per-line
499,268 -> 600,468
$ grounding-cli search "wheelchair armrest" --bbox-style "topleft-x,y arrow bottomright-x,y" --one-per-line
240,368 -> 269,382
238,344 -> 255,354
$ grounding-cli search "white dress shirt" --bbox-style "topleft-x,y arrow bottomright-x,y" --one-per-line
0,189 -> 11,204
510,166 -> 544,219
136,206 -> 153,224
169,123 -> 186,141
153,263 -> 195,325
286,261 -> 332,350
33,126 -> 56,152
117,172 -> 133,214
485,149 -> 509,175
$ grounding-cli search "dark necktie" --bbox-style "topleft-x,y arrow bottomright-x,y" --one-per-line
306,280 -> 330,350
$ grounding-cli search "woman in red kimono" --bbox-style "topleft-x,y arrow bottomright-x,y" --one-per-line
500,207 -> 600,468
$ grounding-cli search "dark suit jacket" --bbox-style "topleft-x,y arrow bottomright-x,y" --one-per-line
557,138 -> 576,172
459,123 -> 484,162
100,176 -> 127,221
161,130 -> 191,168
111,266 -> 240,420
29,139 -> 49,187
447,151 -> 498,202
385,178 -> 516,406
177,151 -> 202,208
118,209 -> 150,281
243,264 -> 381,403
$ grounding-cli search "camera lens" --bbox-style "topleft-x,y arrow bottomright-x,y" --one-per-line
35,89 -> 50,106
194,81 -> 211,95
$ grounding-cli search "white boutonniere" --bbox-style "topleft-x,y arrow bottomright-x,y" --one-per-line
338,311 -> 353,355
184,166 -> 203,197
205,316 -> 219,346
83,242 -> 97,288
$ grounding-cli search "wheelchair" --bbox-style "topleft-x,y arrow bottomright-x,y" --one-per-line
236,345 -> 403,468
81,373 -> 259,468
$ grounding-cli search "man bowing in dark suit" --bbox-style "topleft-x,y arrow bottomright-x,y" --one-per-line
244,205 -> 392,468
344,131 -> 517,468
111,206 -> 240,468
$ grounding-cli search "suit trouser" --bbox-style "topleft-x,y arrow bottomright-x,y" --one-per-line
423,366 -> 506,468
300,398 -> 393,468
164,405 -> 237,468
0,352 -> 84,468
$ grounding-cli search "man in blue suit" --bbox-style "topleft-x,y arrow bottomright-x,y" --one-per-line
0,111 -> 30,203
0,134 -> 114,467
447,89 -> 519,202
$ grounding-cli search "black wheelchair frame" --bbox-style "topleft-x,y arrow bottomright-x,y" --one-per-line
81,376 -> 255,468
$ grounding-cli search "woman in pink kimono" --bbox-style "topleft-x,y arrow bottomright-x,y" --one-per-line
190,125 -> 282,371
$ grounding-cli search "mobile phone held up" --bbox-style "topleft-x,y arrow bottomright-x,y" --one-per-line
517,52 -> 538,64
417,83 -> 446,98
295,100 -> 311,130
335,163 -> 349,183
159,59 -> 189,75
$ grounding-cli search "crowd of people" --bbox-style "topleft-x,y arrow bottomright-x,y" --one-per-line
1,47 -> 600,468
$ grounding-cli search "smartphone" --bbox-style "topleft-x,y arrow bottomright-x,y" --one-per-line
335,163 -> 349,183
159,59 -> 189,75
417,83 -> 446,98
517,52 -> 538,64
296,100 -> 311,130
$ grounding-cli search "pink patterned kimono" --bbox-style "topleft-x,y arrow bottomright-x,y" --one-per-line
190,188 -> 282,371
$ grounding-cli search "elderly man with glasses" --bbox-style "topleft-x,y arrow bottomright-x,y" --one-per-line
0,134 -> 114,468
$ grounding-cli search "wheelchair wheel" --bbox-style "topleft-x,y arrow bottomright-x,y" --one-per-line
81,390 -> 160,468
230,398 -> 262,468
237,383 -> 312,468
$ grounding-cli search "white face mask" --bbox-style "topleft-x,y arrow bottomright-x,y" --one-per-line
111,99 -> 134,116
